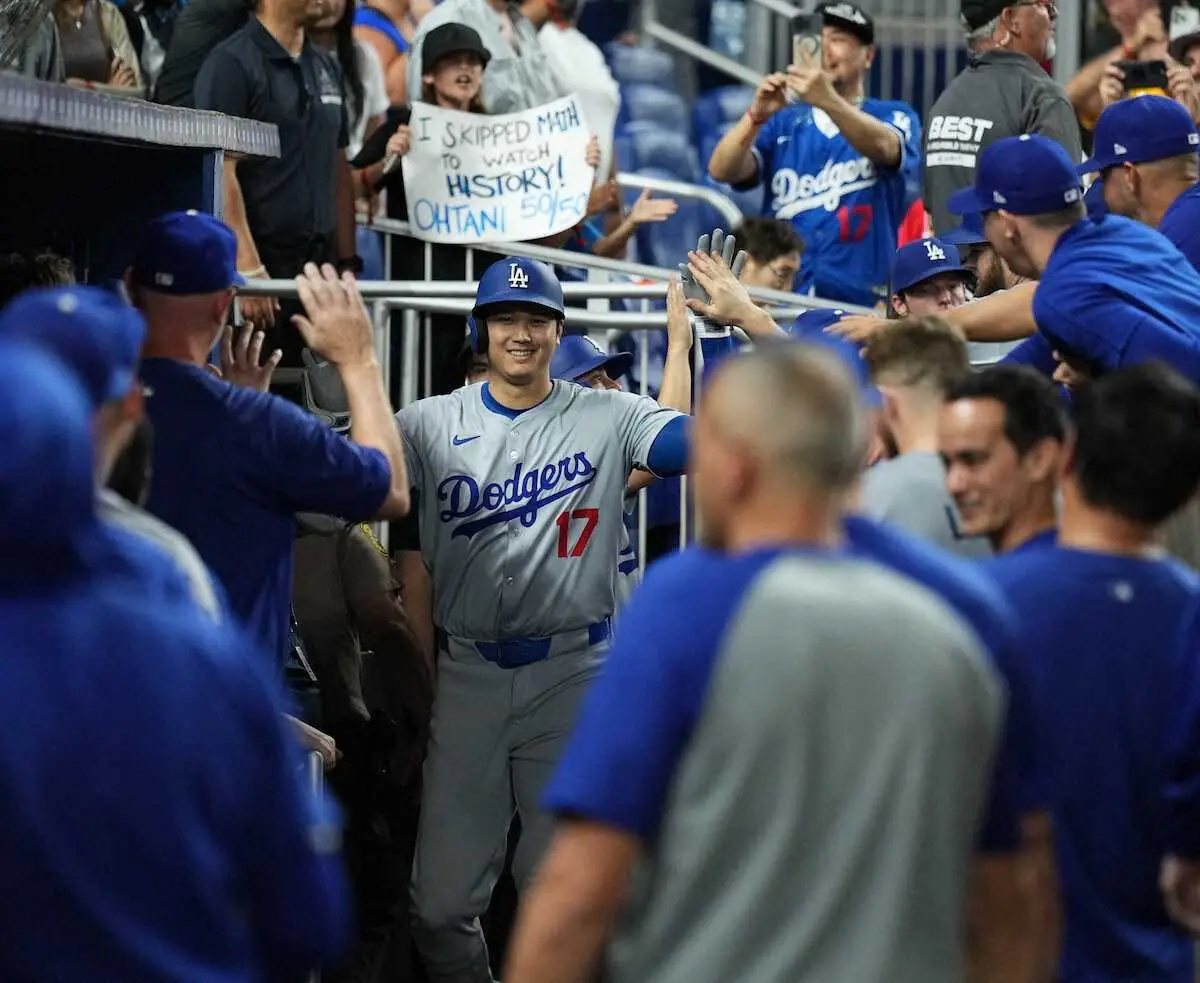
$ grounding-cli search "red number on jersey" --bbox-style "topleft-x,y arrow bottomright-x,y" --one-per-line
555,508 -> 599,558
836,204 -> 874,243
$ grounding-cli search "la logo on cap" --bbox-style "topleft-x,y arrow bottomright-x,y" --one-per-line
1190,134 -> 1199,146
585,337 -> 604,355
992,190 -> 1008,205
1114,143 -> 1128,156
924,240 -> 946,262
508,263 -> 529,289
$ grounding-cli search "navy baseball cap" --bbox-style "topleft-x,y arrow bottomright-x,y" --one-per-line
0,285 -> 145,408
890,237 -> 970,294
820,2 -> 874,44
940,212 -> 988,248
788,308 -> 881,409
0,341 -> 95,548
130,210 -> 246,295
947,134 -> 1084,217
550,334 -> 633,383
1078,95 -> 1200,175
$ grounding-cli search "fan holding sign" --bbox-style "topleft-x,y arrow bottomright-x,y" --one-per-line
383,22 -> 603,244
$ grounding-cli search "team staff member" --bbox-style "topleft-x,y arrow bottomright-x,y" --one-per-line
394,257 -> 687,983
860,317 -> 990,559
1081,94 -> 1200,270
0,286 -> 220,619
708,2 -> 921,308
947,134 -> 1200,381
888,236 -> 972,317
131,211 -> 409,666
939,366 -> 1064,555
925,0 -> 1078,236
195,0 -> 359,362
991,363 -> 1200,983
505,345 -> 1028,983
0,344 -> 351,983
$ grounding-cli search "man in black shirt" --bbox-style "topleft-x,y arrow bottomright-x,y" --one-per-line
924,0 -> 1081,235
195,0 -> 359,365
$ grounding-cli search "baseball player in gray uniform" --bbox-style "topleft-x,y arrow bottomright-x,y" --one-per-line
393,256 -> 689,983
548,279 -> 694,605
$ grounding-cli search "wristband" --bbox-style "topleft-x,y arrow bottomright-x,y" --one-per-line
745,109 -> 769,127
238,265 -> 267,278
1121,42 -> 1136,59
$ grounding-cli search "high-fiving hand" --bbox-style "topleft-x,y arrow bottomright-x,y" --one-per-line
679,229 -> 751,336
293,263 -> 376,368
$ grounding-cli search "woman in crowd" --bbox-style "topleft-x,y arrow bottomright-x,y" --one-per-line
53,0 -> 142,90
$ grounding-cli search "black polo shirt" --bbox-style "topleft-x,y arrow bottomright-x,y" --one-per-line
194,17 -> 348,244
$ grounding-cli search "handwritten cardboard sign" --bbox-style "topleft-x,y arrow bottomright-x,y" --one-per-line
403,95 -> 594,244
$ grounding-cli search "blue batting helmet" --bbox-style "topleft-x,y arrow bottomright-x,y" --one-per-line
470,257 -> 566,353
550,334 -> 633,384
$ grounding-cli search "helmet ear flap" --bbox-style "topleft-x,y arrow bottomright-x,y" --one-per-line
469,316 -> 489,354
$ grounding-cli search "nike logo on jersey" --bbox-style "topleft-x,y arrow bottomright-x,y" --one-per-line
438,453 -> 596,539
771,157 -> 878,218
452,434 -> 481,446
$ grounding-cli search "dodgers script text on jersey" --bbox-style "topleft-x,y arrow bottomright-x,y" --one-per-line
750,101 -> 921,307
396,382 -> 679,641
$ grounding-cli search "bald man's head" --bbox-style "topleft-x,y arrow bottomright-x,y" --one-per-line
693,344 -> 868,547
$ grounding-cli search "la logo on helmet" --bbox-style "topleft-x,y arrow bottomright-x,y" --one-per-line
508,263 -> 530,289
924,239 -> 946,262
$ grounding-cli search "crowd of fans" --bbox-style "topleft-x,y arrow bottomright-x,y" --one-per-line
14,1 -> 1200,983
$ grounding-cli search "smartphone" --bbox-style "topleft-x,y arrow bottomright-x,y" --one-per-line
1115,59 -> 1170,96
791,12 -> 821,69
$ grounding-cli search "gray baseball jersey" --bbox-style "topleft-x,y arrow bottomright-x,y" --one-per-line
396,381 -> 681,639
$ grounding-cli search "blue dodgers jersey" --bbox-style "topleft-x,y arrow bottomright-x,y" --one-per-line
1033,215 -> 1200,382
990,546 -> 1200,983
1157,183 -> 1200,274
750,100 -> 922,307
141,358 -> 392,665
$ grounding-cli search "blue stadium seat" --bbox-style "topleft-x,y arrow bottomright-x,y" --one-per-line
698,175 -> 765,236
605,42 -> 675,86
633,168 -> 707,268
616,122 -> 699,182
692,85 -> 755,142
619,84 -> 690,135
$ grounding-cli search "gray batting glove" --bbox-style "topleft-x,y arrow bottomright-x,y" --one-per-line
679,228 -> 750,337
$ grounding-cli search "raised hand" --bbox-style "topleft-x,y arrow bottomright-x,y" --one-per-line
292,263 -> 376,368
220,323 -> 282,392
629,188 -> 678,225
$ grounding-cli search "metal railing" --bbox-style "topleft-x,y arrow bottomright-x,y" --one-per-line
362,216 -> 871,314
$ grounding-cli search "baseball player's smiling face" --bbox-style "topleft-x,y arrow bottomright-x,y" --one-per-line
486,308 -> 562,386
939,397 -> 1057,541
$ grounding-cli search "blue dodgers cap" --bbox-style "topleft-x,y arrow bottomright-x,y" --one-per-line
947,134 -> 1084,217
550,334 -> 633,384
890,237 -> 970,294
940,211 -> 988,249
473,256 -> 566,319
0,285 -> 145,407
130,210 -> 246,295
1079,95 -> 1200,174
0,341 -> 95,549
787,308 -> 881,409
